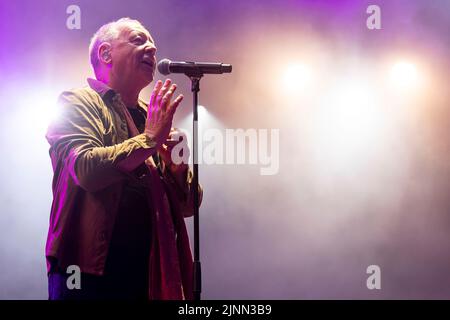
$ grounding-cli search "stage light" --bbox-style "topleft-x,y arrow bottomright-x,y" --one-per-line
281,63 -> 312,93
177,104 -> 225,166
311,81 -> 386,168
16,90 -> 60,137
198,105 -> 209,119
389,61 -> 419,89
178,104 -> 224,138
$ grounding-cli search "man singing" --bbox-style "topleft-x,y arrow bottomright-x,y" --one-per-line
45,17 -> 201,300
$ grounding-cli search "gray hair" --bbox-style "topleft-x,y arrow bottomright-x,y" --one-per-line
89,17 -> 146,74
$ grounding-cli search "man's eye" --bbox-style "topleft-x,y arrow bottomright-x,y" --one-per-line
132,37 -> 144,44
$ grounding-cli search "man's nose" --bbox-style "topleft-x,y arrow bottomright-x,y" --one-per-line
144,43 -> 157,55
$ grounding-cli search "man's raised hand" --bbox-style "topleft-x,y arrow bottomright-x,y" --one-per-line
144,79 -> 183,146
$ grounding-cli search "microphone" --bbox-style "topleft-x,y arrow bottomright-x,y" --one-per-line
157,58 -> 232,76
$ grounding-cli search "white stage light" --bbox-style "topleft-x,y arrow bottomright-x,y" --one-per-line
14,90 -> 60,138
178,104 -> 224,141
282,63 -> 312,92
389,61 -> 419,89
312,81 -> 387,168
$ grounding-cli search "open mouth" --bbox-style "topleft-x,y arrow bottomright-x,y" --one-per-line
141,60 -> 154,68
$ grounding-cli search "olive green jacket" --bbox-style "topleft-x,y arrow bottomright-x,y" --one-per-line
45,78 -> 199,277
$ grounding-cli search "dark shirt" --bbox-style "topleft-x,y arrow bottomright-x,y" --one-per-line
103,106 -> 152,297
127,107 -> 146,132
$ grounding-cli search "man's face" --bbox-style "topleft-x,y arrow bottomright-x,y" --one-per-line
110,24 -> 157,89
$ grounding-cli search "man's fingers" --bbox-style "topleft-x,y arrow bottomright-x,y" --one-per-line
168,94 -> 184,114
169,128 -> 187,142
164,139 -> 179,147
160,143 -> 169,152
162,84 -> 177,110
149,80 -> 163,114
156,79 -> 172,108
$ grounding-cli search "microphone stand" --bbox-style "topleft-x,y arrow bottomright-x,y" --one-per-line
158,58 -> 231,300
188,73 -> 202,301
184,68 -> 230,300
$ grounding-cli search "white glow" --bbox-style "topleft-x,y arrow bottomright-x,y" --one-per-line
282,63 -> 312,93
389,61 -> 419,89
198,105 -> 208,119
178,104 -> 223,136
312,81 -> 386,167
15,90 -> 60,137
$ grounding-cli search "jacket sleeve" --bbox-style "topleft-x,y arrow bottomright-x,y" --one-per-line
46,90 -> 157,192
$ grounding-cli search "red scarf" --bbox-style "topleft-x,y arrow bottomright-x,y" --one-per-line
122,106 -> 193,300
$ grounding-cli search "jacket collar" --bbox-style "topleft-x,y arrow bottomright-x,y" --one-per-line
87,77 -> 147,112
87,77 -> 116,102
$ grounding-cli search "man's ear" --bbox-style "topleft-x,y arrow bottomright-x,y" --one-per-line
98,42 -> 112,64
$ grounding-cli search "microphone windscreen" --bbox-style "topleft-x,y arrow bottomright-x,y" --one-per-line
157,58 -> 171,75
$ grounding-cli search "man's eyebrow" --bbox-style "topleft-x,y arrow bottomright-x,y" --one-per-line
131,30 -> 154,43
